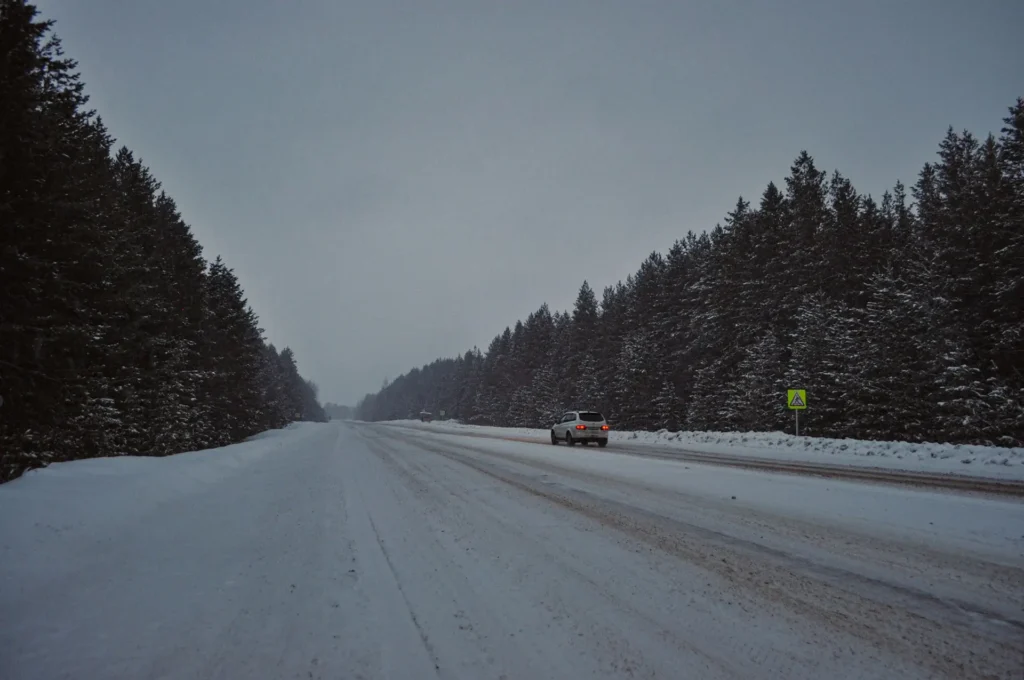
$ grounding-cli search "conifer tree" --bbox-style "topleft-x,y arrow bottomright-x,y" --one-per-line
1,2 -> 326,482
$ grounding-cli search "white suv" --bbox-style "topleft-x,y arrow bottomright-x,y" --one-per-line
550,411 -> 609,447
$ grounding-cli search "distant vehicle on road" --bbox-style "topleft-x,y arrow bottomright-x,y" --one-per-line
550,411 -> 609,447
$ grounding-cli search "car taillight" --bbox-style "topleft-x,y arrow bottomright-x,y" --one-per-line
601,425 -> 609,430
575,424 -> 586,430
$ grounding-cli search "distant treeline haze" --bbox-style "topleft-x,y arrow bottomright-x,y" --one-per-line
358,97 -> 1024,447
323,403 -> 353,420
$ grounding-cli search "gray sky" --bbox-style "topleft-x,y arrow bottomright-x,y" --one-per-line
37,0 -> 1024,405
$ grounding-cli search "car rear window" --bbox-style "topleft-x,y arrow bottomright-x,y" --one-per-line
579,412 -> 604,422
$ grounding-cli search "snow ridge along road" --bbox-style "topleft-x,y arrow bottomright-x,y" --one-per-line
2,421 -> 1022,679
383,420 -> 1024,496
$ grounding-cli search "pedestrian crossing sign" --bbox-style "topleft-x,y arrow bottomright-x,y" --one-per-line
787,389 -> 806,410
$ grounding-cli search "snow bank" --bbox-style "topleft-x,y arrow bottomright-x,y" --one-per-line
0,423 -> 329,542
377,419 -> 1024,480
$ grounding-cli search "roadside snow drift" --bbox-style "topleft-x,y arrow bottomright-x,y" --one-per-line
381,418 -> 1024,480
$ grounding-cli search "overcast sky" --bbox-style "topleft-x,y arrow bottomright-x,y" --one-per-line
36,0 -> 1023,405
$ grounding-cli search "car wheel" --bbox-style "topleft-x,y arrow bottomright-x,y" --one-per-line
550,430 -> 558,445
565,432 -> 575,446
598,439 -> 608,448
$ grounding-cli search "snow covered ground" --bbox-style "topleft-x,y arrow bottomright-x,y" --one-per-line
2,421 -> 1022,679
381,418 -> 1024,480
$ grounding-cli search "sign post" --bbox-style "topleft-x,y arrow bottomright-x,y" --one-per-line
787,389 -> 806,436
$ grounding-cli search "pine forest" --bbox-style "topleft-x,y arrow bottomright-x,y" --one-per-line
357,99 -> 1024,448
1,1 -> 326,482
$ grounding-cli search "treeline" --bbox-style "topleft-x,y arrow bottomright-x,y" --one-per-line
323,403 -> 353,420
357,98 -> 1024,447
0,1 -> 325,482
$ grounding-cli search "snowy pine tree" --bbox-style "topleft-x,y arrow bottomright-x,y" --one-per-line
724,333 -> 786,432
653,380 -> 684,431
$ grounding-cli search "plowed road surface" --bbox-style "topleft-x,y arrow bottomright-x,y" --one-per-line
2,421 -> 1022,679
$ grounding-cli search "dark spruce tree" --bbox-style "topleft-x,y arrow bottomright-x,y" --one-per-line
201,257 -> 267,445
0,1 -> 325,482
0,0 -> 122,474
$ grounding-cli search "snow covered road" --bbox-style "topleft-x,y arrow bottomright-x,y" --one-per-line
2,421 -> 1022,679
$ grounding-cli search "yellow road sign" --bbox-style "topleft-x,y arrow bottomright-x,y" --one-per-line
787,389 -> 806,410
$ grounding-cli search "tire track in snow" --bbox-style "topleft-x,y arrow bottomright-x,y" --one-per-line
392,428 -> 1024,680
353,426 -> 749,679
418,430 -> 1024,629
366,512 -> 443,674
339,438 -> 442,679
360,426 -> 915,679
